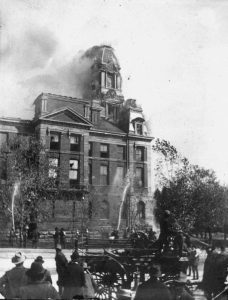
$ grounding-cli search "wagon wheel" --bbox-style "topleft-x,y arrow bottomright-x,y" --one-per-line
92,271 -> 122,300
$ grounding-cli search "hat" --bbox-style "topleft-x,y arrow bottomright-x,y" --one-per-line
11,252 -> 26,265
82,262 -> 90,269
26,262 -> 45,280
71,250 -> 79,261
148,264 -> 162,277
34,256 -> 44,264
56,244 -> 62,250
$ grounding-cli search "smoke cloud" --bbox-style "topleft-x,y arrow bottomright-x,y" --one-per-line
20,49 -> 95,100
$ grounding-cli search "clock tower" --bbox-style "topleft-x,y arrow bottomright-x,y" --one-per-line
83,45 -> 124,122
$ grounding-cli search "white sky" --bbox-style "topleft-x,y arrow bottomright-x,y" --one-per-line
1,0 -> 228,184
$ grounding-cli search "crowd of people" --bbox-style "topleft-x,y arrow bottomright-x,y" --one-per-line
9,227 -> 40,249
0,245 -> 98,300
2,216 -> 228,299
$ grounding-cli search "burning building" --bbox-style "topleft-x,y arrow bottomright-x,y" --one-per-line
0,45 -> 153,236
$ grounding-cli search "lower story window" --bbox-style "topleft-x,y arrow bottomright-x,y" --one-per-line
137,201 -> 145,219
136,167 -> 144,187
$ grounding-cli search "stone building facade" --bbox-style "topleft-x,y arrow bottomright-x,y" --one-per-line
0,45 -> 153,235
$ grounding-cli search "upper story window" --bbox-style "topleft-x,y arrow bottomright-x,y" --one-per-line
0,132 -> 8,148
70,135 -> 80,152
117,145 -> 125,160
100,144 -> 109,158
106,73 -> 115,89
69,159 -> 79,188
135,123 -> 143,135
50,132 -> 60,150
100,165 -> 109,185
136,147 -> 144,161
115,166 -> 124,185
88,142 -> 93,157
42,99 -> 47,112
0,158 -> 7,181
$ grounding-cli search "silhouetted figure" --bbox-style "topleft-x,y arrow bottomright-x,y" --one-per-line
55,244 -> 68,296
32,228 -> 39,248
62,250 -> 85,300
60,228 -> 66,249
53,227 -> 60,249
0,252 -> 28,299
20,262 -> 60,299
158,210 -> 174,252
34,256 -> 52,284
9,228 -> 16,247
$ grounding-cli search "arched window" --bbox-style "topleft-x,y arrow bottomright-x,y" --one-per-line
101,200 -> 109,219
137,201 -> 145,219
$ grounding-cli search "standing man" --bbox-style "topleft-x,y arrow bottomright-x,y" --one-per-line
53,227 -> 60,249
158,210 -> 173,253
20,262 -> 60,300
62,250 -> 85,300
34,256 -> 52,284
60,228 -> 66,249
0,251 -> 28,299
32,228 -> 40,249
55,244 -> 68,296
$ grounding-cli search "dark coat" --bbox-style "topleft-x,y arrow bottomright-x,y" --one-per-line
134,277 -> 172,300
64,261 -> 85,287
55,251 -> 68,286
62,262 -> 85,300
0,265 -> 28,298
20,281 -> 60,299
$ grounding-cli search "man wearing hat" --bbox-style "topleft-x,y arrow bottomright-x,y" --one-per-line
134,263 -> 172,300
20,262 -> 60,299
82,261 -> 97,299
34,256 -> 52,284
0,251 -> 28,299
55,244 -> 68,296
62,250 -> 85,300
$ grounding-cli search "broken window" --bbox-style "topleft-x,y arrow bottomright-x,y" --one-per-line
48,158 -> 59,184
69,159 -> 79,188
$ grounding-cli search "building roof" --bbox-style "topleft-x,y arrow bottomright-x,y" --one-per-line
83,45 -> 120,70
93,118 -> 125,134
33,93 -> 90,105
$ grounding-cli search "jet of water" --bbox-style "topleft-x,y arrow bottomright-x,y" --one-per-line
117,171 -> 130,231
11,181 -> 20,231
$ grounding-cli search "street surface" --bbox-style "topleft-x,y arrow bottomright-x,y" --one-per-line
0,247 -> 207,299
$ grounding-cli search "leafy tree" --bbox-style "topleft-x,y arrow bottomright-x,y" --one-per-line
0,135 -> 59,236
153,138 -> 227,234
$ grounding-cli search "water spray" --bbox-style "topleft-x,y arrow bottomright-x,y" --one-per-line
117,171 -> 130,231
11,182 -> 20,231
